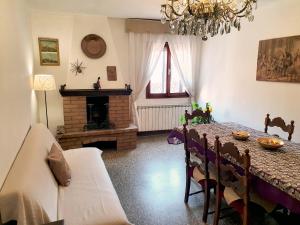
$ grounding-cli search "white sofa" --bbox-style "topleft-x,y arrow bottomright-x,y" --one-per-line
0,124 -> 132,225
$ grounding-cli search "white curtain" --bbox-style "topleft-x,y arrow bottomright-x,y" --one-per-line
129,33 -> 166,127
129,32 -> 202,128
167,35 -> 202,100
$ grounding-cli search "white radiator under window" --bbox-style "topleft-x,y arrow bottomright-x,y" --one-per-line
137,104 -> 191,132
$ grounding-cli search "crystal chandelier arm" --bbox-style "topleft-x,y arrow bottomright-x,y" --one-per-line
218,0 -> 252,17
170,0 -> 186,17
164,7 -> 182,19
162,1 -> 187,19
231,0 -> 253,16
187,0 -> 193,15
220,7 -> 235,22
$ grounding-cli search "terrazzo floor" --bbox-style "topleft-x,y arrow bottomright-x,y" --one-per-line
102,134 -> 240,225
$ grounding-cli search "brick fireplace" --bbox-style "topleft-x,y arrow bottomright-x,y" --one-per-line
57,88 -> 137,150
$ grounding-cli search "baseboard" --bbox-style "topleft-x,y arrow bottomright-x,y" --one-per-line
137,130 -> 171,136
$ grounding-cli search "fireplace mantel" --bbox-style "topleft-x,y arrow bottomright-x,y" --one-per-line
59,87 -> 136,150
59,88 -> 132,97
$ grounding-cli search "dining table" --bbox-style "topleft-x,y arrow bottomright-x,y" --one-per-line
168,122 -> 300,214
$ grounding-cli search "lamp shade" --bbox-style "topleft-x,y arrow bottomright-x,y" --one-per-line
33,74 -> 56,91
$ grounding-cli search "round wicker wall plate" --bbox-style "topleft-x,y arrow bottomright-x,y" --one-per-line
81,34 -> 106,59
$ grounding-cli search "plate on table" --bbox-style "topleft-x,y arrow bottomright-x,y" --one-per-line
257,137 -> 284,150
232,131 -> 250,141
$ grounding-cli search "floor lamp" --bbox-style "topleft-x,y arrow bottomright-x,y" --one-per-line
33,74 -> 56,128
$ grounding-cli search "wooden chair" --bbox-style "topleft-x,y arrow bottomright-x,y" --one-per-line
264,114 -> 295,141
183,107 -> 215,223
213,136 -> 250,225
185,105 -> 212,124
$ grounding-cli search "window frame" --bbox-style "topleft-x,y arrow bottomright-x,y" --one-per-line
146,42 -> 189,99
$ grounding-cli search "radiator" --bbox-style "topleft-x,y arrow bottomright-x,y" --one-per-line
137,104 -> 191,132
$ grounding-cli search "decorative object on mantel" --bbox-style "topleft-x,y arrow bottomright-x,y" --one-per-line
125,84 -> 131,91
60,84 -> 66,91
257,35 -> 300,83
93,77 -> 101,90
33,74 -> 56,128
38,37 -> 60,66
70,59 -> 86,75
81,34 -> 107,59
107,66 -> 117,81
160,0 -> 257,40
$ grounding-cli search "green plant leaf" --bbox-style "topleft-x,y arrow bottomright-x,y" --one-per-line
192,102 -> 199,110
179,115 -> 186,125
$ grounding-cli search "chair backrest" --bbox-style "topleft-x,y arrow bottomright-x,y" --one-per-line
215,136 -> 250,225
184,106 -> 211,125
183,106 -> 211,169
264,113 -> 295,141
185,129 -> 210,180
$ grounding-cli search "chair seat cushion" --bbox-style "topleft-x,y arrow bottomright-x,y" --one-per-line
224,187 -> 276,214
224,187 -> 246,215
191,166 -> 217,188
250,192 -> 277,213
224,186 -> 241,206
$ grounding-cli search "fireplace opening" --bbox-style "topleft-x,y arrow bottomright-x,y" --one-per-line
85,96 -> 109,130
83,141 -> 117,151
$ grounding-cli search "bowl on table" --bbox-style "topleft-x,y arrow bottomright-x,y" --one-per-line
232,131 -> 250,141
257,137 -> 284,150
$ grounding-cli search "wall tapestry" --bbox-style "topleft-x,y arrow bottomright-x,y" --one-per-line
256,35 -> 300,83
38,38 -> 60,66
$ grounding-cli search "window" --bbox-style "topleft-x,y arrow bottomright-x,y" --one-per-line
146,42 -> 189,98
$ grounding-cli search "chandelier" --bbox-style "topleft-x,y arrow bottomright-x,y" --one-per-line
160,0 -> 257,40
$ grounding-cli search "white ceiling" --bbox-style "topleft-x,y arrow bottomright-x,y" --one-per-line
28,0 -> 278,19
28,0 -> 164,19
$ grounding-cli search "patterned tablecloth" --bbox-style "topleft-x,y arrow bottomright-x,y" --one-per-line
170,122 -> 300,207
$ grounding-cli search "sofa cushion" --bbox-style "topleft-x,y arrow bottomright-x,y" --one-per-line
48,143 -> 71,186
0,124 -> 59,225
59,148 -> 132,225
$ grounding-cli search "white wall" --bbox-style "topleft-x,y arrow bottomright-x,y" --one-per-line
108,18 -> 130,84
31,12 -> 190,133
31,11 -> 73,134
31,12 -> 126,133
0,0 -> 37,188
196,0 -> 300,142
66,15 -> 125,89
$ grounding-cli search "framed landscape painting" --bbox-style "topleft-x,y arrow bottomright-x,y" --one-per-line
38,38 -> 60,66
256,35 -> 300,83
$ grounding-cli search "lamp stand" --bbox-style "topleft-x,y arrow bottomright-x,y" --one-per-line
44,91 -> 49,128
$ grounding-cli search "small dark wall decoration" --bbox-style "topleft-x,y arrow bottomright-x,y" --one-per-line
256,35 -> 300,83
70,59 -> 86,75
107,66 -> 117,81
